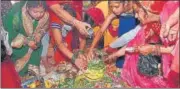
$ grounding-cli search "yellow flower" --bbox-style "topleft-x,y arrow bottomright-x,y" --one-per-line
45,80 -> 52,88
28,82 -> 36,88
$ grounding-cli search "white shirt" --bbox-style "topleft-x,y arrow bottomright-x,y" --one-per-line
110,25 -> 141,48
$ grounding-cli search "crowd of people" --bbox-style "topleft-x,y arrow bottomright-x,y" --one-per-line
1,0 -> 179,88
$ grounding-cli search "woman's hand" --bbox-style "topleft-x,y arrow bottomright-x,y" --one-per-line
74,54 -> 88,70
137,45 -> 155,55
160,23 -> 178,42
167,24 -> 179,42
160,23 -> 170,39
28,41 -> 37,50
104,46 -> 126,64
104,53 -> 118,64
74,19 -> 92,37
85,48 -> 95,61
160,8 -> 179,42
34,33 -> 42,43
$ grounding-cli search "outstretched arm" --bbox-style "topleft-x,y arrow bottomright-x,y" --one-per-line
110,25 -> 141,48
90,13 -> 117,50
49,4 -> 91,36
138,44 -> 174,55
104,46 -> 126,63
79,34 -> 86,50
52,28 -> 73,59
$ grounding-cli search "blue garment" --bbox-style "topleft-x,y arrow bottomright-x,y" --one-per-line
116,15 -> 137,68
110,25 -> 141,48
41,33 -> 49,57
118,15 -> 137,36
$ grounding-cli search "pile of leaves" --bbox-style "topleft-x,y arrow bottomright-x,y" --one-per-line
73,49 -> 111,88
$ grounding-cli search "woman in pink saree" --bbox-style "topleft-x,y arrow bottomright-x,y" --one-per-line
136,1 -> 179,87
105,1 -> 175,88
120,2 -> 168,88
120,1 -> 179,88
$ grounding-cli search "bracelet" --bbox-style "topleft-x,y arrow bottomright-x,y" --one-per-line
152,45 -> 156,55
155,45 -> 160,55
154,45 -> 158,55
157,45 -> 161,55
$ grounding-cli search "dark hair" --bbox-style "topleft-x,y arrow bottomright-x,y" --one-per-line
26,1 -> 47,10
108,1 -> 124,6
1,40 -> 7,62
91,1 -> 101,6
63,4 -> 76,17
134,1 -> 148,14
108,1 -> 134,10
83,12 -> 95,27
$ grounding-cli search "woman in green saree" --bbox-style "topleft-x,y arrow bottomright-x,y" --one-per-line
2,1 -> 49,76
